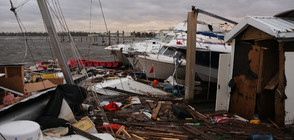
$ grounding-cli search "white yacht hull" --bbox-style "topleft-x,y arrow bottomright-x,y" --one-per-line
108,50 -> 130,65
137,55 -> 218,82
138,56 -> 185,80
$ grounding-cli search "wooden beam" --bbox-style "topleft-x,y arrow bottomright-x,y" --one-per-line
264,73 -> 279,90
256,47 -> 265,94
116,30 -> 119,44
133,31 -> 135,41
275,42 -> 285,126
185,11 -> 198,102
144,127 -> 184,134
152,102 -> 162,120
108,31 -> 111,46
128,130 -> 188,139
122,31 -> 125,43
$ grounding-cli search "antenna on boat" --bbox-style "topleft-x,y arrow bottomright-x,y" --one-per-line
37,0 -> 74,85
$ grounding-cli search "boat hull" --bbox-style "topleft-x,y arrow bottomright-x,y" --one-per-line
137,55 -> 218,82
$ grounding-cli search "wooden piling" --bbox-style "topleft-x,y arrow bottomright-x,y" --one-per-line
108,31 -> 111,46
133,31 -> 135,42
122,31 -> 125,43
102,35 -> 105,45
185,11 -> 198,102
117,30 -> 119,44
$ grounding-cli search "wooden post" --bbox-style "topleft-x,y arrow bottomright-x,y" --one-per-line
184,11 -> 198,102
108,31 -> 111,46
116,30 -> 119,44
276,42 -> 285,126
133,31 -> 135,42
122,31 -> 125,43
102,34 -> 105,45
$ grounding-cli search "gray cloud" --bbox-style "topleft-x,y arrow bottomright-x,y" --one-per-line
0,0 -> 293,32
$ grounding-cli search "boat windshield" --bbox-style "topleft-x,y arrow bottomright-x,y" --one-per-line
158,46 -> 167,55
163,48 -> 176,57
162,35 -> 174,43
152,36 -> 163,41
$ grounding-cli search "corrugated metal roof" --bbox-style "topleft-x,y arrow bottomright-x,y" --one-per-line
225,16 -> 294,42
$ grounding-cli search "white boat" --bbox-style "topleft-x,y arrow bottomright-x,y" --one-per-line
105,21 -> 223,66
137,31 -> 231,83
89,76 -> 169,96
104,36 -> 163,65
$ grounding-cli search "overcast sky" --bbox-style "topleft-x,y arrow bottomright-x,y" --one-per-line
0,0 -> 293,32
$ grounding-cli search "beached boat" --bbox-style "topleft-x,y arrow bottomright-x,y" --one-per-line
105,21 -> 223,67
104,36 -> 163,65
137,31 -> 231,82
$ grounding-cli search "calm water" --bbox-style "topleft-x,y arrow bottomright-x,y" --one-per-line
0,36 -> 147,65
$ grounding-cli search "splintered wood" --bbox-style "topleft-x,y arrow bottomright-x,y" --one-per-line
89,95 -> 293,140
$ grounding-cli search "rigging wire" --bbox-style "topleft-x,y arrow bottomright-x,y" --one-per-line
98,0 -> 108,32
9,0 -> 50,90
89,0 -> 93,33
9,0 -> 35,63
46,2 -> 115,133
47,0 -> 86,73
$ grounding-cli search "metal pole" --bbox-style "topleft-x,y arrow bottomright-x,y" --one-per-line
37,0 -> 74,85
185,10 -> 198,102
193,7 -> 238,25
0,86 -> 24,96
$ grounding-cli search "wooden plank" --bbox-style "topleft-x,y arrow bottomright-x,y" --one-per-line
183,126 -> 211,139
152,102 -> 162,120
241,26 -> 274,41
147,101 -> 155,109
128,130 -> 188,139
276,42 -> 285,126
264,73 -> 279,90
256,47 -> 264,94
144,127 -> 184,134
24,80 -> 56,93
131,134 -> 144,140
181,126 -> 200,136
185,11 -> 197,102
215,54 -> 231,111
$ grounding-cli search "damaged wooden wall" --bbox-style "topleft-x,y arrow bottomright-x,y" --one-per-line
229,26 -> 285,125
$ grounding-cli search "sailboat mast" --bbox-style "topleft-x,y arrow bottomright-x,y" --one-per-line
37,0 -> 74,85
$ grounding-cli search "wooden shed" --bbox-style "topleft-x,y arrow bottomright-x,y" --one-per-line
223,11 -> 294,126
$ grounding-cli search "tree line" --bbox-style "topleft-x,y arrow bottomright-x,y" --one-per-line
0,31 -> 156,37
